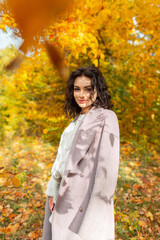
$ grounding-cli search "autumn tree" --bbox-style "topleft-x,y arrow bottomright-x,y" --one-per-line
0,0 -> 159,146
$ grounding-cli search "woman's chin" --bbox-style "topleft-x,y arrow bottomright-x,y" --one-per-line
76,101 -> 93,111
79,104 -> 87,108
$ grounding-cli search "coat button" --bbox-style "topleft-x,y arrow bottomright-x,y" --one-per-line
79,207 -> 83,212
80,173 -> 83,177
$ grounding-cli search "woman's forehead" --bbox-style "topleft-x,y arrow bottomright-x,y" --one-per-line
74,76 -> 92,86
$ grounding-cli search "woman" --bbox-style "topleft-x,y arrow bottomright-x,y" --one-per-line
42,66 -> 120,240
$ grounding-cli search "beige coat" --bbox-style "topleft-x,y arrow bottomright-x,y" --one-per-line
42,106 -> 120,240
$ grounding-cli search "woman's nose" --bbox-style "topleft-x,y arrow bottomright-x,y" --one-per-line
79,90 -> 85,97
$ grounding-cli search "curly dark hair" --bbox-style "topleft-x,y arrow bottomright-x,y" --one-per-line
64,65 -> 113,119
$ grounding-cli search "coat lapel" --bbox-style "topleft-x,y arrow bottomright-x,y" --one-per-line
63,106 -> 106,176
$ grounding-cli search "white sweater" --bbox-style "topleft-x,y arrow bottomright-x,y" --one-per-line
45,114 -> 86,203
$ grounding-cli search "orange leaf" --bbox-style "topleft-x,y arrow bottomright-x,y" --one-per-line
28,230 -> 39,239
0,217 -> 5,222
4,223 -> 19,234
134,199 -> 143,203
4,180 -> 11,187
12,176 -> 20,188
15,191 -> 22,197
8,213 -> 17,221
2,207 -> 13,217
45,40 -> 69,80
7,0 -> 73,53
133,184 -> 142,189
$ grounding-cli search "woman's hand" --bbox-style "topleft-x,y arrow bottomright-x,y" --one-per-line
49,196 -> 55,213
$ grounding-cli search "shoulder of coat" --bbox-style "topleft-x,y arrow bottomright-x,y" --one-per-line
97,108 -> 120,137
96,107 -> 118,119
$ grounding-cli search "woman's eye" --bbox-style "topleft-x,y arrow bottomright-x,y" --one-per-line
74,88 -> 79,91
86,88 -> 92,92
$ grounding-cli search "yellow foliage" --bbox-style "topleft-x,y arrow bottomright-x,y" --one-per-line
0,0 -> 159,144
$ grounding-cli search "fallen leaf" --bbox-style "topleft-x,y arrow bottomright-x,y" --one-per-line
2,206 -> 13,217
12,176 -> 20,188
8,213 -> 17,221
15,191 -> 22,197
145,211 -> 154,221
134,198 -> 143,203
28,230 -> 39,239
133,184 -> 142,189
4,223 -> 19,234
0,217 -> 5,222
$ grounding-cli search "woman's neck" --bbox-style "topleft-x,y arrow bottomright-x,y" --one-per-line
81,106 -> 92,114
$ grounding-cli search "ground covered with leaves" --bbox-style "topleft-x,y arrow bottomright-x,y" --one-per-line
0,137 -> 159,239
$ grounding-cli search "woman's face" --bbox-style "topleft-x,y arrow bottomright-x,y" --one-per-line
73,75 -> 97,114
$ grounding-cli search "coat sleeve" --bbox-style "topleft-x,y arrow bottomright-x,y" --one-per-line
45,177 -> 60,203
99,110 -> 120,202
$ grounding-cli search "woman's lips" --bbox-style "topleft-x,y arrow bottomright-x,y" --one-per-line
78,100 -> 86,103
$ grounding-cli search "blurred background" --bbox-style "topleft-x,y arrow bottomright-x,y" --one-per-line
0,0 -> 159,239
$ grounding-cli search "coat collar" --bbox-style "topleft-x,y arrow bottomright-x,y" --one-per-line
63,106 -> 108,176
